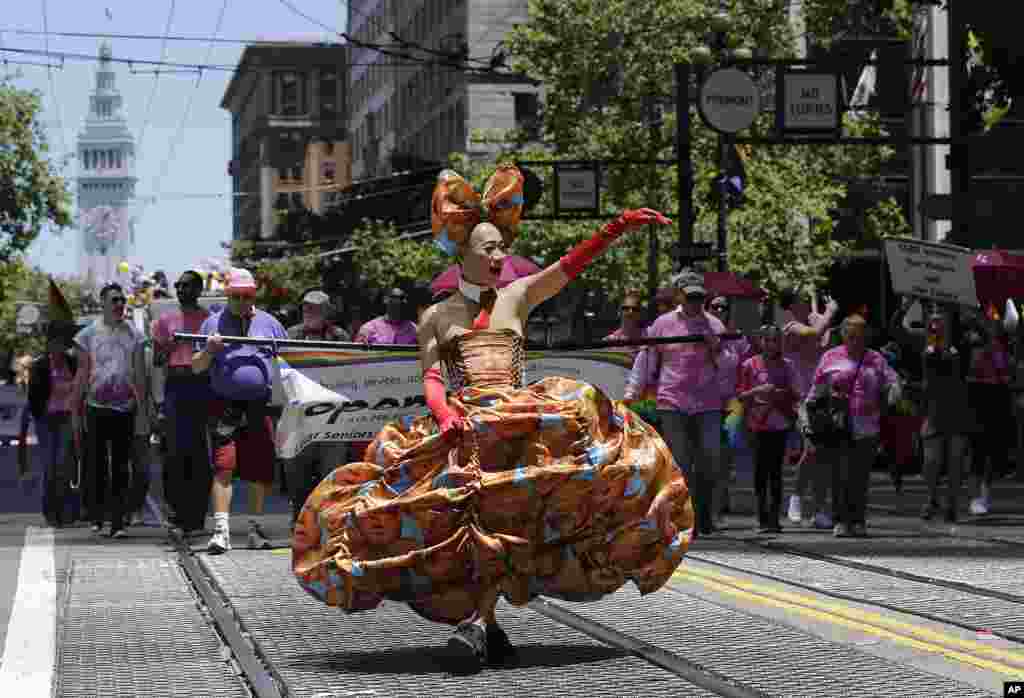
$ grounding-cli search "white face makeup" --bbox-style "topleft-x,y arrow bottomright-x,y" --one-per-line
461,223 -> 507,285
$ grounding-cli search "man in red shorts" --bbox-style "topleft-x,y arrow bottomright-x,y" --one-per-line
192,268 -> 287,553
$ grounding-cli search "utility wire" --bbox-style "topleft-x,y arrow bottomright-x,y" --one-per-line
0,45 -> 507,74
137,0 -> 178,158
40,0 -> 68,163
150,0 -> 229,201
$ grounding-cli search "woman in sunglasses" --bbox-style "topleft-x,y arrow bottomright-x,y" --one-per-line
604,290 -> 647,359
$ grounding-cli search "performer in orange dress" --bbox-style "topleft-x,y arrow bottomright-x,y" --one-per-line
292,165 -> 694,672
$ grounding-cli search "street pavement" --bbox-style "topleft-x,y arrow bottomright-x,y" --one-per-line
0,464 -> 1022,696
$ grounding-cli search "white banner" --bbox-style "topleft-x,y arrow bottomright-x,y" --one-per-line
884,237 -> 979,307
274,349 -> 633,458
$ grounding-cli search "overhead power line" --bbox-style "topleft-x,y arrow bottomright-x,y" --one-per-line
40,0 -> 67,162
136,0 -> 178,160
0,46 -> 475,72
150,0 -> 230,202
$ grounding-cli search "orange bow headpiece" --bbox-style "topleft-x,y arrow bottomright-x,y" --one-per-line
430,165 -> 525,255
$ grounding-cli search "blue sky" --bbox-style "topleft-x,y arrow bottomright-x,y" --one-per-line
3,0 -> 345,281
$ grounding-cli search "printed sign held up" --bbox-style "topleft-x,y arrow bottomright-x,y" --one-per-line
883,237 -> 979,308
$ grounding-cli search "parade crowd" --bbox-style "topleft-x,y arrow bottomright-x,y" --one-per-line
10,264 -> 1020,550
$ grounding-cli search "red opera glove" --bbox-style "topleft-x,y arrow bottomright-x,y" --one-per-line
560,208 -> 672,280
424,367 -> 464,439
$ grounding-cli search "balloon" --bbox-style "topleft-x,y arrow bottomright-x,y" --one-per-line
117,261 -> 130,274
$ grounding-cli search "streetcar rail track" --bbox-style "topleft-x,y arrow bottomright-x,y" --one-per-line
175,537 -> 768,697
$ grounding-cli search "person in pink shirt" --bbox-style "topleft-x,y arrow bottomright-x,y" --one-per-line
780,287 -> 839,528
624,269 -> 735,535
604,290 -> 647,359
354,288 -> 418,346
151,270 -> 211,537
20,321 -> 80,526
737,325 -> 803,534
799,314 -> 901,538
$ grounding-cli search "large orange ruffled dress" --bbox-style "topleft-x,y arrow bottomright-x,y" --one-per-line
292,329 -> 694,624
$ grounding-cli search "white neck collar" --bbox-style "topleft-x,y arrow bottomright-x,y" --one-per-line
458,276 -> 494,303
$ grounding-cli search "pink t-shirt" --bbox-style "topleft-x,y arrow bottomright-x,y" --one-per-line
354,317 -> 418,345
153,308 -> 210,368
643,309 -> 734,413
604,327 -> 647,359
45,353 -> 75,415
782,309 -> 828,396
737,355 -> 801,432
808,346 -> 899,438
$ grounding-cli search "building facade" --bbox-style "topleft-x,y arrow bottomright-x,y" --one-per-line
76,42 -> 139,283
347,0 -> 539,180
221,43 -> 352,241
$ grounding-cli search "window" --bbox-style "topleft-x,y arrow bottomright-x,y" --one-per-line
320,69 -> 338,119
514,93 -> 541,138
275,71 -> 308,116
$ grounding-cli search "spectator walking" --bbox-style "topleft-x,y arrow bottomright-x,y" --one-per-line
284,289 -> 350,523
193,268 -> 287,553
354,288 -> 417,345
19,321 -> 79,526
72,283 -> 148,538
781,287 -> 839,528
800,314 -> 901,537
625,269 -> 735,535
604,290 -> 647,359
151,270 -> 212,538
737,325 -> 803,533
966,317 -> 1013,515
288,289 -> 351,342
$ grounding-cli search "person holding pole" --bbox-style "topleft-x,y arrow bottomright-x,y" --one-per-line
192,268 -> 287,553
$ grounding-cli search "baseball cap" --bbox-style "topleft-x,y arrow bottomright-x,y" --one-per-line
384,288 -> 407,301
672,269 -> 706,297
225,268 -> 258,296
302,290 -> 330,306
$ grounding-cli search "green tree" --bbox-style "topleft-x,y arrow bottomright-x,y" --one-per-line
0,262 -> 91,357
503,0 -> 904,298
0,81 -> 71,264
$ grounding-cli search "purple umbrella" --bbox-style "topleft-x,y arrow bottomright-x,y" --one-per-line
430,255 -> 541,296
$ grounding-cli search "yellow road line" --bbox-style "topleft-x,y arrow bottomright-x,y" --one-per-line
673,567 -> 1024,677
680,566 -> 1024,666
271,548 -> 291,555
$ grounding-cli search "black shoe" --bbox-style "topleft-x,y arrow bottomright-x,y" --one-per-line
447,622 -> 486,673
920,501 -> 938,520
944,508 -> 958,524
485,624 -> 517,664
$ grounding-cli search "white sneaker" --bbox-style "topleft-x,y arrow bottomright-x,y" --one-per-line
247,524 -> 271,550
787,496 -> 803,523
969,497 -> 989,516
813,512 -> 833,529
207,528 -> 231,554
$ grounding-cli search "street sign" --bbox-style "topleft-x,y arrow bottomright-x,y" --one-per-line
670,242 -> 715,261
554,163 -> 600,214
883,237 -> 978,307
919,193 -> 952,220
779,72 -> 839,133
699,68 -> 760,134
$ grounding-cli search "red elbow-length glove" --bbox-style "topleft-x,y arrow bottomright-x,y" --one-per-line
560,208 -> 672,279
424,367 -> 463,439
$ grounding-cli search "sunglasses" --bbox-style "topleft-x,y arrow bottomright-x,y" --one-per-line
109,297 -> 127,305
685,294 -> 706,302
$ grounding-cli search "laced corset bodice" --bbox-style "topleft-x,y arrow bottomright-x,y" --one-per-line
440,329 -> 525,391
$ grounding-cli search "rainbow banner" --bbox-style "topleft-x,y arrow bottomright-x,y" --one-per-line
274,347 -> 635,454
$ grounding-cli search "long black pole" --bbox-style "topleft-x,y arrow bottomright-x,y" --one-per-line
717,136 -> 729,272
174,332 -> 747,353
676,62 -> 694,270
